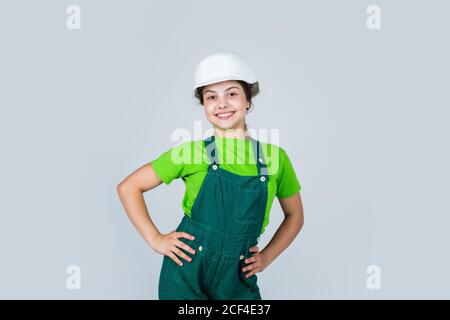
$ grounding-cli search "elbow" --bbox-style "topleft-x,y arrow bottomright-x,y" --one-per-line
298,216 -> 304,232
117,179 -> 143,196
297,210 -> 304,232
116,180 -> 130,196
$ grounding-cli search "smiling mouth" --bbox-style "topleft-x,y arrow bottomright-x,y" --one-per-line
215,111 -> 235,120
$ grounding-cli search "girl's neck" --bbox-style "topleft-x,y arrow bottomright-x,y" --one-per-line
213,127 -> 250,140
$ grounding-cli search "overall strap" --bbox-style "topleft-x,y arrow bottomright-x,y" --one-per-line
204,135 -> 219,165
249,137 -> 268,177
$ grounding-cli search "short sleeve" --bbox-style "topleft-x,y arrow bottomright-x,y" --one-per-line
150,142 -> 191,185
276,148 -> 301,198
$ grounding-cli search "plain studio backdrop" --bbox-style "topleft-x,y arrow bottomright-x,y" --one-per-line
0,0 -> 449,299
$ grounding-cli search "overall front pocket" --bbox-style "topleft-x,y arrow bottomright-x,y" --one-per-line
239,252 -> 258,288
171,241 -> 216,290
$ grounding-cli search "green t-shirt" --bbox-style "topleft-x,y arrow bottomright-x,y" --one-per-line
150,135 -> 301,235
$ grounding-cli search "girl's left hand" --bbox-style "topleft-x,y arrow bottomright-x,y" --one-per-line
242,246 -> 270,278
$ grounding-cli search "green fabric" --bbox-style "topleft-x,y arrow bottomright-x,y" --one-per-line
159,135 -> 267,300
150,135 -> 301,235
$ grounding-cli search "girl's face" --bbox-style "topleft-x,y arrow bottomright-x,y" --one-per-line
202,80 -> 249,132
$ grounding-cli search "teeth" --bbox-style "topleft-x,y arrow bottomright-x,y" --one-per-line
217,112 -> 234,118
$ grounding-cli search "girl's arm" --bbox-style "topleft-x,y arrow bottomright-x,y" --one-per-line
117,163 -> 196,266
243,192 -> 304,277
117,163 -> 164,246
260,192 -> 304,265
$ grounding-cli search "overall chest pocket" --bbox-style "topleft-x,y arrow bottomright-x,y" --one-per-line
232,187 -> 267,224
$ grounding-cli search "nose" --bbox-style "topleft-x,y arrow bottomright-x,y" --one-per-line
217,96 -> 231,110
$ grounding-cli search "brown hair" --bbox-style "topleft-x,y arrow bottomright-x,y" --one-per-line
194,80 -> 254,131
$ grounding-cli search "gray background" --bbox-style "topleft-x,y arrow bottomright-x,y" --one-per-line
0,0 -> 449,299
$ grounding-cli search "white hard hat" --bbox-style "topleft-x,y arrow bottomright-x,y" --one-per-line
193,51 -> 259,100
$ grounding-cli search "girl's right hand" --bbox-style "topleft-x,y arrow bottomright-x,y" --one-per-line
150,231 -> 196,266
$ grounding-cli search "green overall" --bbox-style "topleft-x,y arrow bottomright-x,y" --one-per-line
158,135 -> 269,300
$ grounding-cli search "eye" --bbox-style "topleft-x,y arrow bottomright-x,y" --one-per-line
206,96 -> 215,100
229,92 -> 238,96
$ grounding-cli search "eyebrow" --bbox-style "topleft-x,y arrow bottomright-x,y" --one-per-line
203,86 -> 240,95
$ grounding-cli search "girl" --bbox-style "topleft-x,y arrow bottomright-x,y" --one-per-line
117,51 -> 304,300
